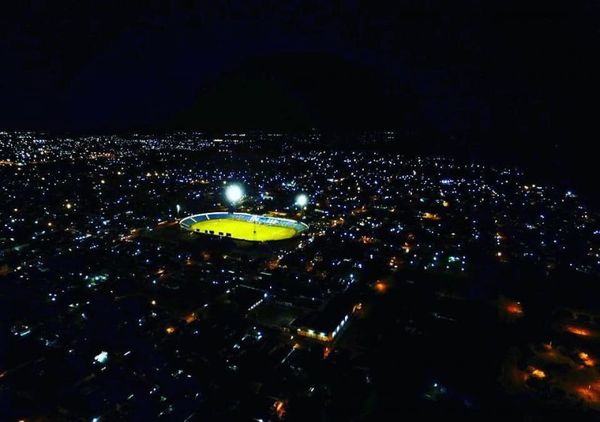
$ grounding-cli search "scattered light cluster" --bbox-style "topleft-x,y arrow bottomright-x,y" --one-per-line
2,131 -> 600,419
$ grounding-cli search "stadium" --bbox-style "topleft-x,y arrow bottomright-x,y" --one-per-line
179,212 -> 309,242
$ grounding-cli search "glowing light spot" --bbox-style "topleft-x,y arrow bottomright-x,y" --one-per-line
184,313 -> 197,324
374,280 -> 388,293
579,352 -> 596,367
566,326 -> 592,337
273,400 -> 286,420
295,193 -> 308,207
225,184 -> 243,204
94,351 -> 108,364
506,302 -> 523,315
422,212 -> 441,221
529,367 -> 546,379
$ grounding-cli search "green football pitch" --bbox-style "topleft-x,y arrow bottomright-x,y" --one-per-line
190,218 -> 298,241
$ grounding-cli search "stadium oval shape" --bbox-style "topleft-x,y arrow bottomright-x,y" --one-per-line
180,212 -> 309,242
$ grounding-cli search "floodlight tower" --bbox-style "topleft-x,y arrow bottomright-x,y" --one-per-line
295,194 -> 309,209
294,193 -> 309,221
225,184 -> 244,213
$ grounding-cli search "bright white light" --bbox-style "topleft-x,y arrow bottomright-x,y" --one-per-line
225,184 -> 243,204
295,193 -> 308,207
94,351 -> 108,364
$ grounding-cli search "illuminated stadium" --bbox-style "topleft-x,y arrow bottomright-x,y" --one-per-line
179,212 -> 309,242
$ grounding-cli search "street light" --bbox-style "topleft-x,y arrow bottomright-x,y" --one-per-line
295,193 -> 308,208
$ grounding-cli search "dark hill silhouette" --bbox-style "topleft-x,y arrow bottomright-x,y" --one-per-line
167,53 -> 432,133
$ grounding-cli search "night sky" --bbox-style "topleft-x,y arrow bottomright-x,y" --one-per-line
1,1 -> 598,187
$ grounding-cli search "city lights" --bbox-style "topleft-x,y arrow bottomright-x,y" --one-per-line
2,131 -> 599,419
1,0 -> 597,415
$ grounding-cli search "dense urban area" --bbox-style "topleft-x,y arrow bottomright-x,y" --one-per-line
2,131 -> 600,420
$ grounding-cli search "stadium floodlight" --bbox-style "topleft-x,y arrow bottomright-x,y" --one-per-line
295,193 -> 308,208
225,184 -> 244,205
